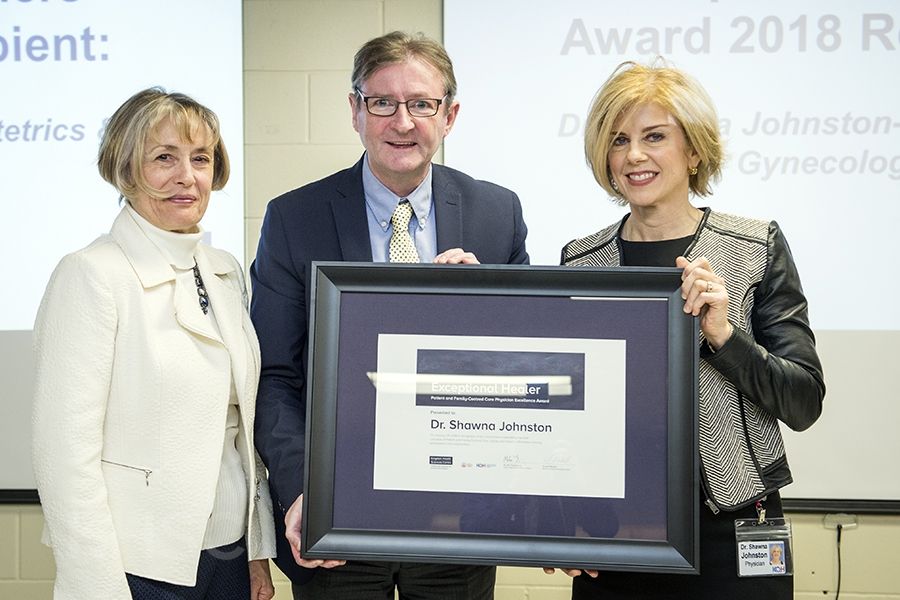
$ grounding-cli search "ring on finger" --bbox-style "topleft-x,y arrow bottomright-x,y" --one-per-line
706,281 -> 713,293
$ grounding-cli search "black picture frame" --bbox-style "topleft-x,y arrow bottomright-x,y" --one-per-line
302,262 -> 699,573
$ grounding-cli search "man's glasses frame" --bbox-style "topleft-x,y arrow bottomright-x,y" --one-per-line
355,88 -> 448,118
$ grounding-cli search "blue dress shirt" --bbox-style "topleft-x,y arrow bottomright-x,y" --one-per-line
362,155 -> 437,263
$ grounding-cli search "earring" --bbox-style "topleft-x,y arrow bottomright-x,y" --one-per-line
689,166 -> 699,176
610,178 -> 619,191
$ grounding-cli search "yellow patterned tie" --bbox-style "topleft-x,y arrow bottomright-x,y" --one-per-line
389,200 -> 420,263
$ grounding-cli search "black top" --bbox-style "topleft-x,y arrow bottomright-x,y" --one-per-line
619,235 -> 692,267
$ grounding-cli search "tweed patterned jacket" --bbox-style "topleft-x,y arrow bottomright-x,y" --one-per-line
562,208 -> 825,511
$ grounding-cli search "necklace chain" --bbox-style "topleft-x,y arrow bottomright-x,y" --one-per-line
192,260 -> 210,315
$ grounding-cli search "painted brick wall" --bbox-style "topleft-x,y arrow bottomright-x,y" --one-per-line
3,506 -> 899,599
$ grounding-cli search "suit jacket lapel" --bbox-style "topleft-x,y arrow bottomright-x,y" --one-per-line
110,208 -> 223,344
432,165 -> 463,252
172,272 -> 222,343
200,252 -> 250,405
172,249 -> 245,345
332,157 -> 374,262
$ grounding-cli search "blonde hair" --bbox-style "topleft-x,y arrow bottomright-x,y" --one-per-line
98,87 -> 229,201
584,61 -> 723,204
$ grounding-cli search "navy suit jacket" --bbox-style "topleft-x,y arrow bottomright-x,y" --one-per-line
250,157 -> 529,582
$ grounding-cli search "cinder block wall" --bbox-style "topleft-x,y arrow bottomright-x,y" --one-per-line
3,506 -> 899,599
243,0 -> 444,264
3,2 -> 899,600
0,505 -> 56,599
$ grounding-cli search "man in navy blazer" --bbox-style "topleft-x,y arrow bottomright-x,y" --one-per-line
250,31 -> 529,599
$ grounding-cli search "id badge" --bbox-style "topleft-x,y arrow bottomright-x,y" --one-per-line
734,517 -> 792,577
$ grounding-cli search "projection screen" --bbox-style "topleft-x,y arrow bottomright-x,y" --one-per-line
445,0 -> 900,509
0,0 -> 244,494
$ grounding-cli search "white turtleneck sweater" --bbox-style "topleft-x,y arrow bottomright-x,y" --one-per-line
126,204 -> 247,550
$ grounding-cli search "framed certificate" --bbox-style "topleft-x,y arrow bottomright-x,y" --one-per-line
301,262 -> 699,573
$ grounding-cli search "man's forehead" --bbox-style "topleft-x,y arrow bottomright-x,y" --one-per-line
364,58 -> 443,91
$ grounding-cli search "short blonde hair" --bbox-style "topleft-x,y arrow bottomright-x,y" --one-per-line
584,62 -> 723,204
98,87 -> 229,201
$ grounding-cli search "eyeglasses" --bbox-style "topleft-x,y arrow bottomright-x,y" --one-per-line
355,88 -> 447,118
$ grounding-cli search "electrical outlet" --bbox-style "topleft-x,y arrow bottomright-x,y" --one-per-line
823,513 -> 858,530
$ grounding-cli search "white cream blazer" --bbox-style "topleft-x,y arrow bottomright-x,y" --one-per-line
32,208 -> 276,600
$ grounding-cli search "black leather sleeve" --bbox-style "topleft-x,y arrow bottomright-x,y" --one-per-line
702,222 -> 825,431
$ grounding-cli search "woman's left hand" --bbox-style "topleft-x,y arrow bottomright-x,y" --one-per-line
249,559 -> 275,600
676,256 -> 733,350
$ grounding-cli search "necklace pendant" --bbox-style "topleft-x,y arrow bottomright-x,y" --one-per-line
192,260 -> 211,315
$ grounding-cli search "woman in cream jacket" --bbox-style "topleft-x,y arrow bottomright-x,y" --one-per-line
32,88 -> 276,600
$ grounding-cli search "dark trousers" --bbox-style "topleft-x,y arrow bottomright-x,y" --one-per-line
292,562 -> 496,600
572,492 -> 792,600
127,538 -> 250,600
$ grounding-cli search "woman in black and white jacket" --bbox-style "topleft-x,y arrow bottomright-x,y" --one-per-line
552,62 -> 825,599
